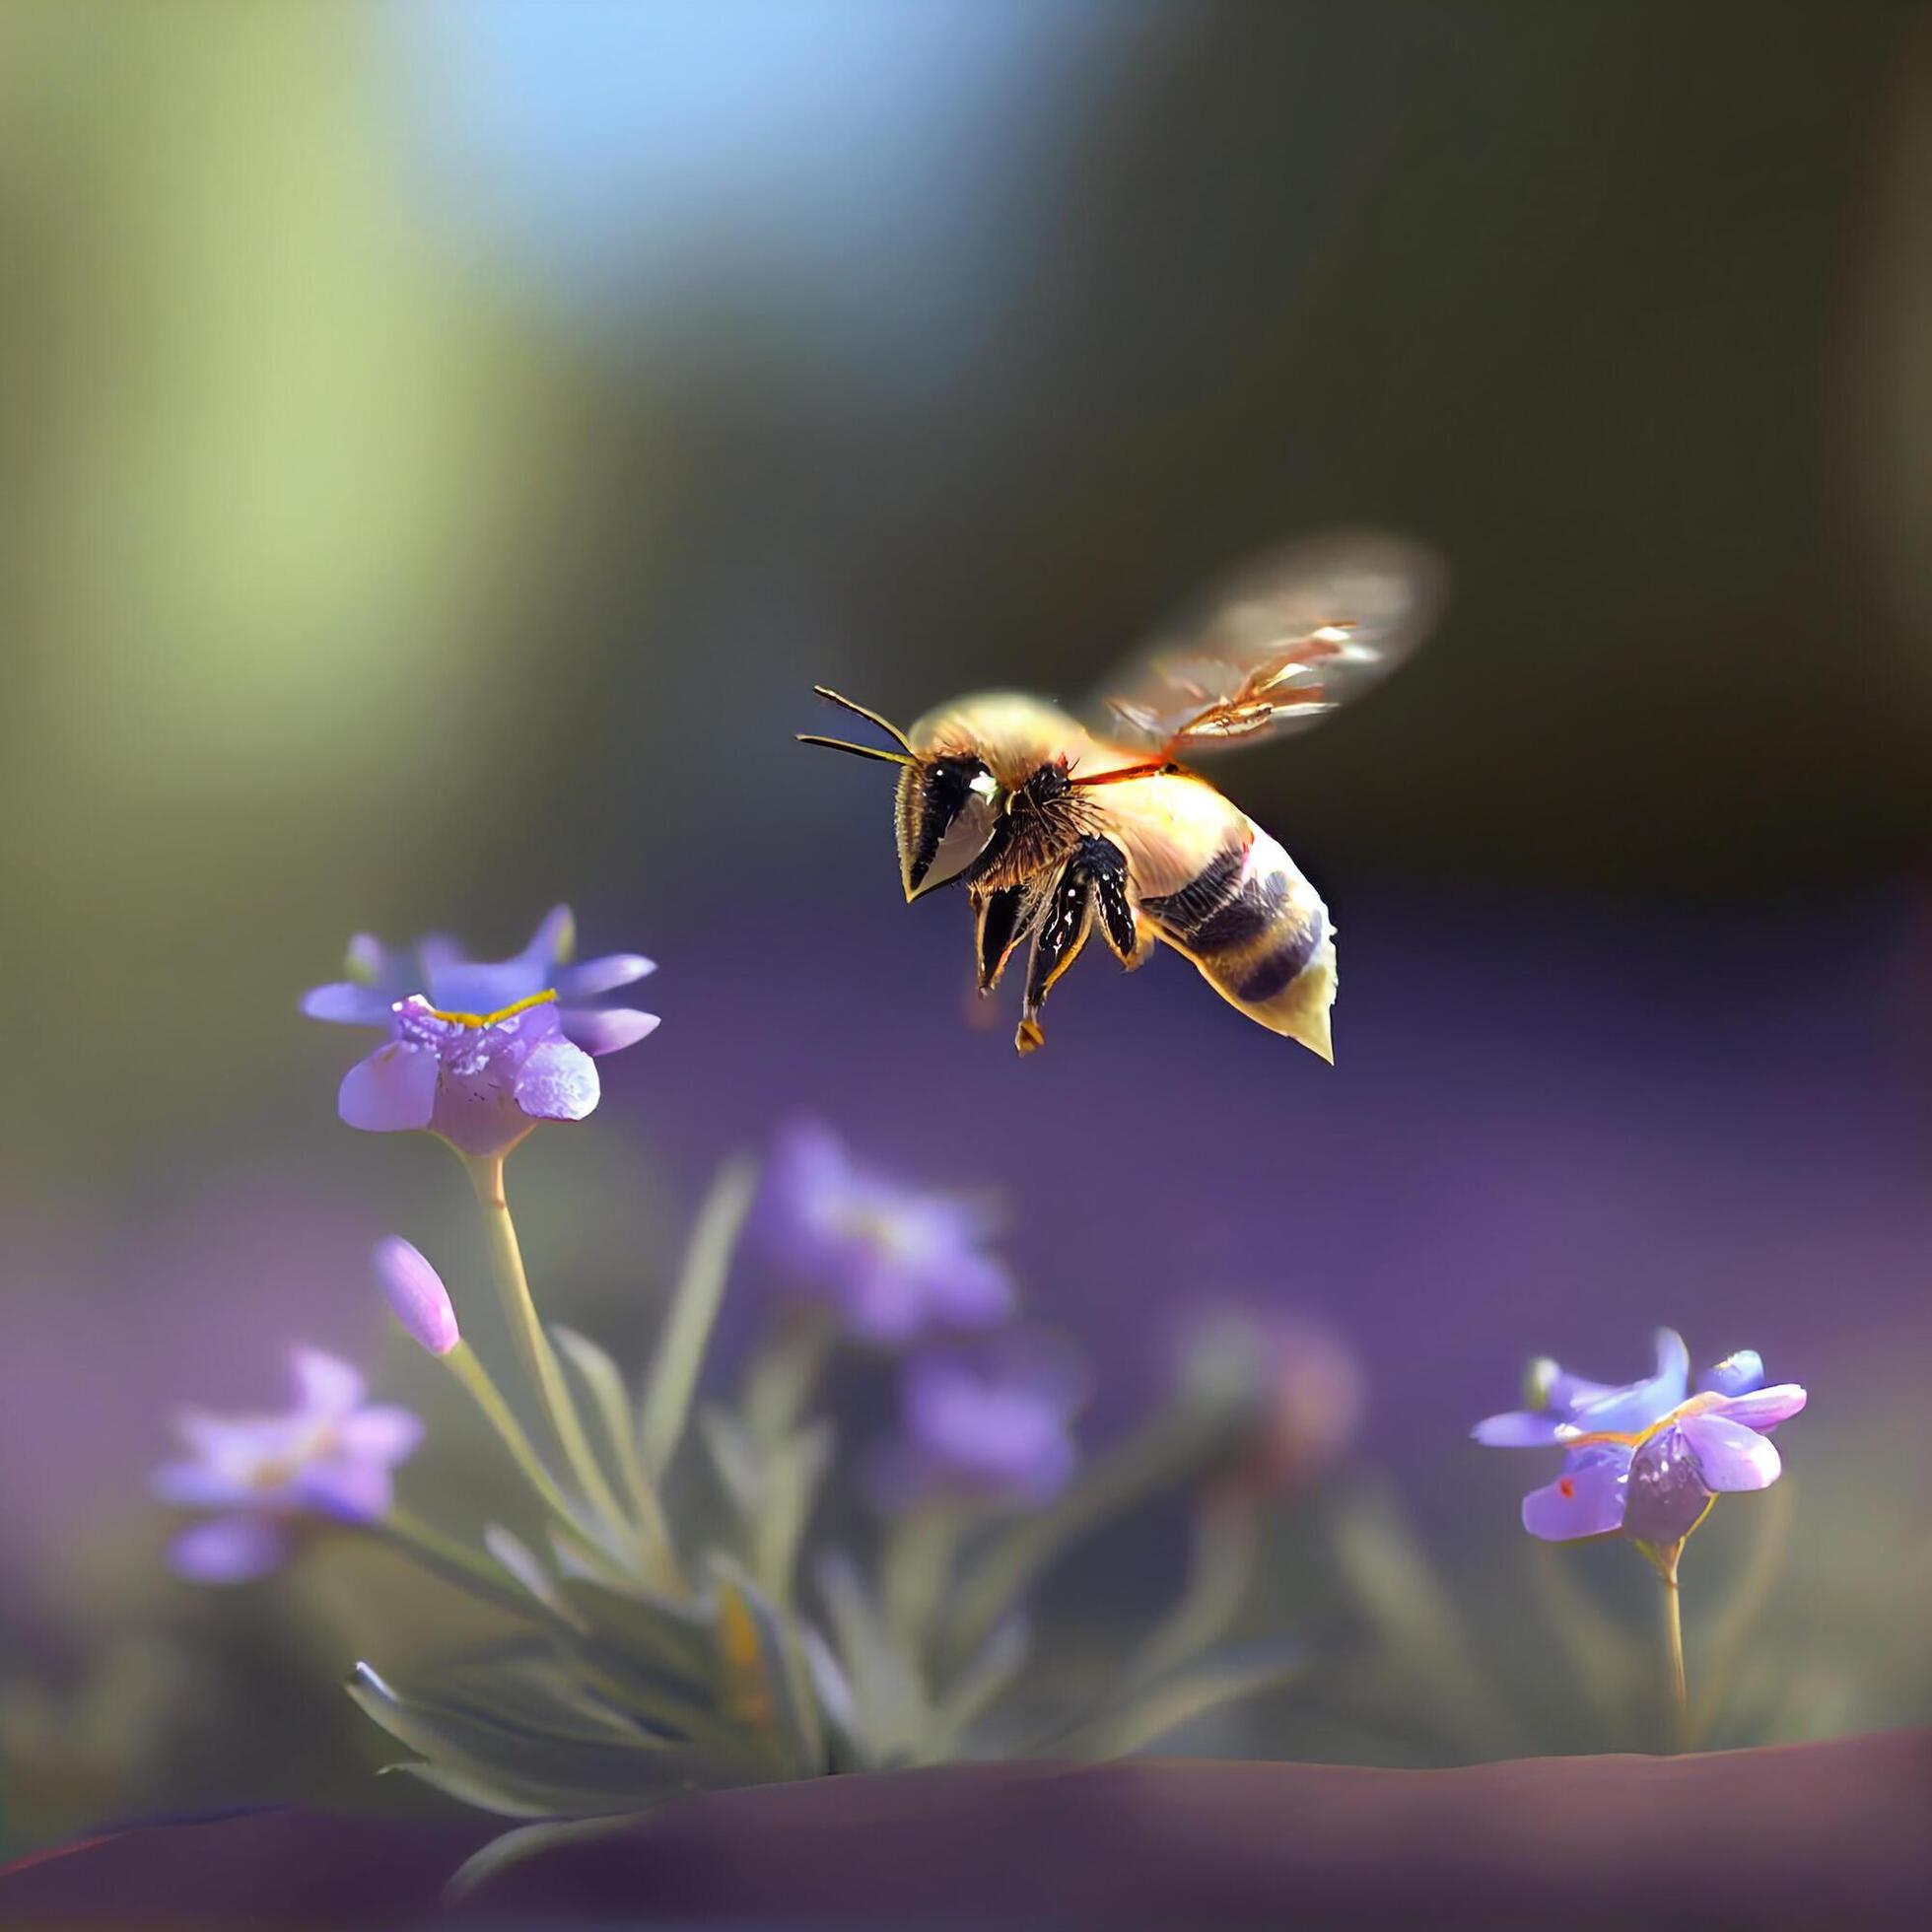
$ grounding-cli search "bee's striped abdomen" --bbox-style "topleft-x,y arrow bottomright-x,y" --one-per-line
1141,828 -> 1336,1061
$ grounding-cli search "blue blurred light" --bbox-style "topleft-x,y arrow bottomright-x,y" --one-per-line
383,0 -> 1116,356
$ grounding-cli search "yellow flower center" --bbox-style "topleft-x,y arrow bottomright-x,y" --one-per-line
418,989 -> 558,1029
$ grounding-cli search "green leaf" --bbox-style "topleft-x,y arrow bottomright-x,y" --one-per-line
483,1525 -> 574,1622
446,1814 -> 647,1901
698,1404 -> 762,1516
555,1323 -> 683,1593
709,1557 -> 828,1777
1330,1484 -> 1526,1758
349,1662 -> 702,1817
752,1419 -> 833,1607
933,1614 -> 1030,1747
1044,1639 -> 1304,1760
638,1158 -> 756,1482
815,1551 -> 928,1763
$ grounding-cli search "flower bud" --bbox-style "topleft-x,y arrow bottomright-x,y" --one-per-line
374,1236 -> 459,1355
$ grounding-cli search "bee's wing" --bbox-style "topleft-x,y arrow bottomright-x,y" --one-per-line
1087,532 -> 1445,756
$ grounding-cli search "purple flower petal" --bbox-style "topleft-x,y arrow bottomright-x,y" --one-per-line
520,904 -> 576,969
1679,1413 -> 1782,1492
1696,1350 -> 1766,1399
422,960 -> 547,1016
291,1457 -> 393,1523
335,1404 -> 427,1466
1536,1365 -> 1621,1414
150,1459 -> 250,1508
561,1006 -> 660,1056
1705,1383 -> 1807,1430
1521,1447 -> 1630,1541
169,1513 -> 292,1584
1566,1329 -> 1689,1434
290,1347 -> 367,1418
512,1037 -> 600,1122
894,1344 -> 1082,1508
301,982 -> 392,1025
1472,1409 -> 1570,1447
338,1040 -> 439,1134
555,952 -> 656,999
1622,1427 -> 1715,1545
922,1251 -> 1015,1330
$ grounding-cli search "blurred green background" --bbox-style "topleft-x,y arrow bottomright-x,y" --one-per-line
2,0 -> 1928,1854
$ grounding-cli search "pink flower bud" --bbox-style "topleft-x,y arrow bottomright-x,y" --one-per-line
373,1236 -> 459,1355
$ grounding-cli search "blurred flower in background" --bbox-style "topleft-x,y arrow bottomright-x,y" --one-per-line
1179,1307 -> 1365,1497
754,1120 -> 1014,1345
873,1339 -> 1085,1512
151,1347 -> 423,1582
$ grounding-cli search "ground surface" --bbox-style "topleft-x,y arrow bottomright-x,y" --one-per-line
4,1732 -> 1928,1926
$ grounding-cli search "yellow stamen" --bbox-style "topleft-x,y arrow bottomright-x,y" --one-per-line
419,989 -> 559,1029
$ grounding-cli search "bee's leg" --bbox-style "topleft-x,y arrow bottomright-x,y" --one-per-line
1082,836 -> 1146,967
975,884 -> 1031,993
1015,851 -> 1104,1055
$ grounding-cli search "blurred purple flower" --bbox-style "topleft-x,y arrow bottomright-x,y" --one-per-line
875,1340 -> 1083,1511
303,907 -> 658,1156
1473,1331 -> 1806,1545
151,1349 -> 424,1583
755,1121 -> 1014,1346
1178,1307 -> 1365,1496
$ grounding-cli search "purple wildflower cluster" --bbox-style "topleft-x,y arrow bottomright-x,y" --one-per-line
156,910 -> 655,1580
755,1120 -> 1077,1509
1474,1331 -> 1806,1547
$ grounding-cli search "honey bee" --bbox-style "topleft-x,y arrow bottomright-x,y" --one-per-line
799,533 -> 1443,1059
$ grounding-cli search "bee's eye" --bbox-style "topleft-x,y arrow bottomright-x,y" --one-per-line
898,757 -> 1000,899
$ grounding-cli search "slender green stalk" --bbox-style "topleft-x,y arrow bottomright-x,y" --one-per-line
942,1403 -> 1227,1671
1660,1558 -> 1689,1750
1113,1488 -> 1259,1698
443,1340 -> 579,1524
552,1324 -> 686,1595
881,1503 -> 972,1661
367,1508 -> 544,1621
742,1310 -> 834,1446
460,1151 -> 630,1540
1637,1536 -> 1691,1751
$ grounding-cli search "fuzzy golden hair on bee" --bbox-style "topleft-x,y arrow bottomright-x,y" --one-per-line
797,534 -> 1440,1059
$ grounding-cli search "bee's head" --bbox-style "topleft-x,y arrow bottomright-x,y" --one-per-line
798,688 -> 1004,901
895,753 -> 1001,900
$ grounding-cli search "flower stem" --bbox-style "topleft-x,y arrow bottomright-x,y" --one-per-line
742,1310 -> 835,1447
1656,1543 -> 1689,1751
941,1401 -> 1228,1673
460,1151 -> 630,1542
444,1340 -> 579,1524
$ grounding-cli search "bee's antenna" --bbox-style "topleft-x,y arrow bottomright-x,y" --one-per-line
811,686 -> 914,753
796,734 -> 912,766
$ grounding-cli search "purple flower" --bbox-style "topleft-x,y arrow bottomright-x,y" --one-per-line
151,1349 -> 424,1582
1473,1330 -> 1807,1546
1179,1307 -> 1365,1494
303,907 -> 658,1156
875,1340 -> 1084,1511
755,1121 -> 1014,1346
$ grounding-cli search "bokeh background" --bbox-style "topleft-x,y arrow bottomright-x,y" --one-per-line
2,0 -> 1928,1852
